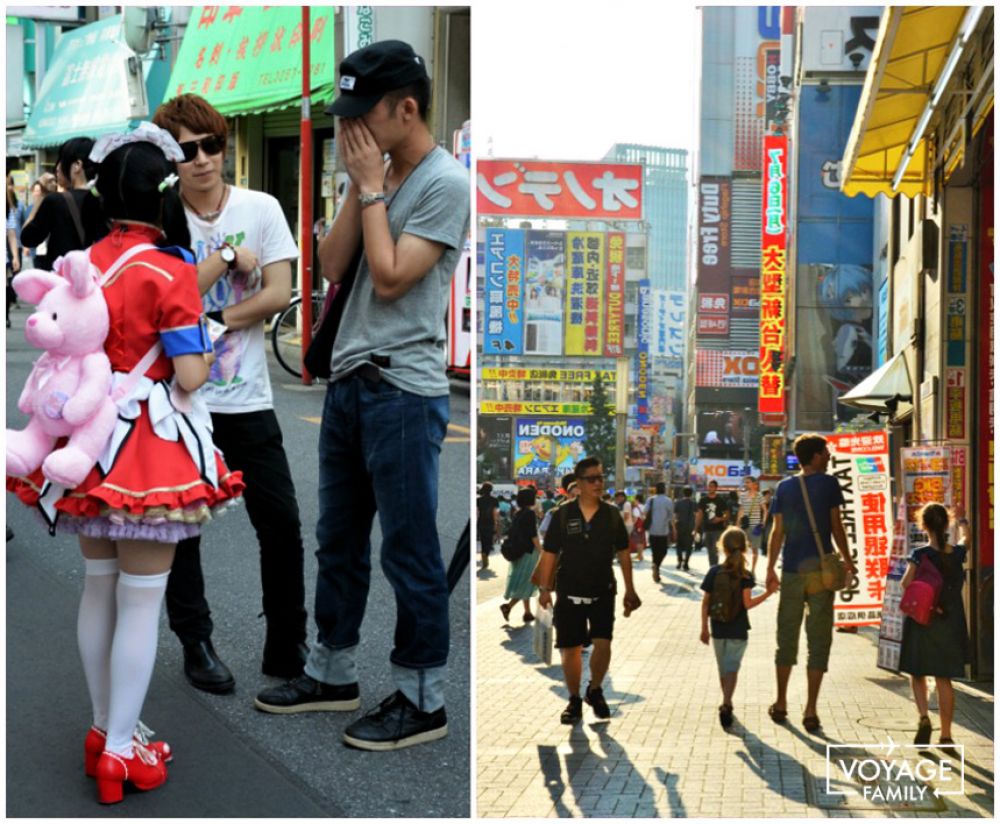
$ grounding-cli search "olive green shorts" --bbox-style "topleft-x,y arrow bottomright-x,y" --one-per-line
774,570 -> 835,671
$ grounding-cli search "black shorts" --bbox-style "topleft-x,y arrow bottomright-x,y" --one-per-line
553,592 -> 615,648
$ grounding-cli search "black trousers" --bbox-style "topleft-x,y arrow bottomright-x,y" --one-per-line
650,535 -> 670,570
675,532 -> 694,565
166,409 -> 307,647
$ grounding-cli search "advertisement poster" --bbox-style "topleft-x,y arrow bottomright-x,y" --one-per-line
901,446 -> 952,552
483,228 -> 524,355
477,416 -> 512,482
564,232 -> 605,356
627,426 -> 658,469
477,159 -> 643,220
604,232 -> 626,357
696,350 -> 759,388
794,85 -> 875,430
877,497 -> 911,672
758,134 -> 787,423
513,418 -> 588,481
635,279 -> 652,423
697,176 -> 732,293
523,230 -> 565,356
826,431 -> 893,628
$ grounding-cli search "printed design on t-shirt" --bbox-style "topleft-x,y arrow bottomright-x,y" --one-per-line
194,231 -> 258,390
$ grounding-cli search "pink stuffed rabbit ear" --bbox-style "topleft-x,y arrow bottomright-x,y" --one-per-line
53,251 -> 100,299
10,269 -> 64,305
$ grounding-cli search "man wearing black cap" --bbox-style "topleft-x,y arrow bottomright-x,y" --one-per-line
255,40 -> 469,753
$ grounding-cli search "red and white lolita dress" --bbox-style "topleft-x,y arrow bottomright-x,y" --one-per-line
8,223 -> 244,542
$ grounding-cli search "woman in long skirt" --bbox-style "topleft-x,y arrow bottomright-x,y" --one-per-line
500,487 -> 541,624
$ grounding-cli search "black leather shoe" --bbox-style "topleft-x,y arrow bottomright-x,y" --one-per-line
182,639 -> 235,694
343,691 -> 447,751
261,641 -> 308,679
255,674 -> 360,714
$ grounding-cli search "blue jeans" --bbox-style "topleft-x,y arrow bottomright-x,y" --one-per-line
305,374 -> 450,710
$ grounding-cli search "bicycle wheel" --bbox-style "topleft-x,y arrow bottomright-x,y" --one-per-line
271,295 -> 326,378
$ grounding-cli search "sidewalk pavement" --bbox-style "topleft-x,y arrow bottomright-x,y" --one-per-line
476,549 -> 994,818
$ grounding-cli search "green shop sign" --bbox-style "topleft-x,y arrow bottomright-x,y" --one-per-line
165,6 -> 336,116
23,15 -> 144,148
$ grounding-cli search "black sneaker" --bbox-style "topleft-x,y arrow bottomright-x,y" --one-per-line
254,674 -> 360,714
343,691 -> 447,751
560,695 -> 583,725
914,715 -> 932,746
719,704 -> 734,729
585,684 -> 611,720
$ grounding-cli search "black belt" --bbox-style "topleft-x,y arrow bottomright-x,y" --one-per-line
346,355 -> 391,384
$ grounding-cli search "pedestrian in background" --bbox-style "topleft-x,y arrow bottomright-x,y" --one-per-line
498,494 -> 513,538
256,40 -> 469,751
631,492 -> 647,562
699,527 -> 777,728
153,93 -> 308,695
538,473 -> 578,540
765,434 -> 857,733
737,476 -> 766,576
535,458 -> 640,724
672,486 -> 697,571
20,138 -> 107,271
644,482 -> 675,583
760,488 -> 774,556
500,487 -> 541,625
899,503 -> 970,755
477,482 -> 500,570
695,480 -> 729,566
6,173 -> 29,327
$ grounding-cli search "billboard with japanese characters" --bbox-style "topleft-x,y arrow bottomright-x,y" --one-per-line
696,176 -> 731,293
477,159 -> 643,220
483,228 -> 524,355
901,447 -> 952,552
524,231 -> 565,356
827,431 -> 893,628
758,134 -> 788,423
635,280 -> 652,423
604,233 -> 626,357
651,290 -> 685,370
564,232 -> 606,356
794,85 -> 875,431
513,418 -> 588,481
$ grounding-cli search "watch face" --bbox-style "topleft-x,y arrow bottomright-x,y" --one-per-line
220,246 -> 236,264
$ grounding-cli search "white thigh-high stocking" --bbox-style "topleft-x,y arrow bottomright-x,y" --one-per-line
104,570 -> 169,757
77,558 -> 120,731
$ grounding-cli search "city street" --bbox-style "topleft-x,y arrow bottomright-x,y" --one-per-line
5,303 -> 471,818
476,549 -> 994,818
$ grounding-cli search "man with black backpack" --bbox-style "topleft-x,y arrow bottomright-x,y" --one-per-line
534,458 -> 640,725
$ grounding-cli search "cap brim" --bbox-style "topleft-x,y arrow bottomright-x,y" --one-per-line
326,93 -> 382,118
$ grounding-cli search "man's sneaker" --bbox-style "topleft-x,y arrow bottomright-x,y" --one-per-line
585,684 -> 611,720
254,674 -> 360,714
719,704 -> 734,729
342,691 -> 447,751
560,695 -> 583,725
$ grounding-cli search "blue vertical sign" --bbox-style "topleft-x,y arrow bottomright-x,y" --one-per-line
483,228 -> 525,355
636,279 -> 652,423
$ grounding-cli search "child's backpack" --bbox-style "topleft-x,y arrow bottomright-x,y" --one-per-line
899,554 -> 945,625
709,568 -> 743,623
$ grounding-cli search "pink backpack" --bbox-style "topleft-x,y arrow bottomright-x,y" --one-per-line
899,554 -> 944,625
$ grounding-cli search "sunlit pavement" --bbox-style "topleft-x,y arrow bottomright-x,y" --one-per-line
476,549 -> 993,818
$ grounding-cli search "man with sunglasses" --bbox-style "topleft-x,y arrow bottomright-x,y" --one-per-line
535,457 -> 641,725
152,95 -> 308,695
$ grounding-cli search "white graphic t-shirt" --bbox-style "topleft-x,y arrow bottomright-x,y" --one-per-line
185,186 -> 298,413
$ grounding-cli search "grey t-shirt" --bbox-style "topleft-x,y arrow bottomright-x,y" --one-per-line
329,147 -> 470,396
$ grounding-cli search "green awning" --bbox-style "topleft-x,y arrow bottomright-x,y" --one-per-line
22,15 -> 147,148
164,6 -> 336,116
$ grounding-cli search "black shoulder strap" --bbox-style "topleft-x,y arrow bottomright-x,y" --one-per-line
62,190 -> 86,247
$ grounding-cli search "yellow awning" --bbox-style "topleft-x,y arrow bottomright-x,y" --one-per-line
840,6 -> 968,198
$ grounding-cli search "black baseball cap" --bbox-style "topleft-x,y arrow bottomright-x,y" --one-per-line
326,40 -> 429,118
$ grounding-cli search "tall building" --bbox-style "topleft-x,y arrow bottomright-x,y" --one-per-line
605,144 -> 689,292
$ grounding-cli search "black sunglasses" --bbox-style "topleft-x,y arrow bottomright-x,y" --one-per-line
178,136 -> 225,163
580,474 -> 605,483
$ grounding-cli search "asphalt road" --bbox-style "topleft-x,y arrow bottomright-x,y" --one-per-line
5,303 -> 471,818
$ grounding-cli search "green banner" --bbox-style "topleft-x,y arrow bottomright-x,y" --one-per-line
165,6 -> 336,116
23,16 -> 142,148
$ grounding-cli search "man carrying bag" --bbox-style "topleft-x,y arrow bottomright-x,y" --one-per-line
765,434 -> 856,734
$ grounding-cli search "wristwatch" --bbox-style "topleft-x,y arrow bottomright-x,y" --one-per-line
219,242 -> 238,270
358,191 -> 386,208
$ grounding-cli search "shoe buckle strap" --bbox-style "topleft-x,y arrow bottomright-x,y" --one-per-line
134,741 -> 158,766
134,720 -> 155,745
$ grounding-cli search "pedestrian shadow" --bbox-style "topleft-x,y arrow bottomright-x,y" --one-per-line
477,565 -> 498,580
498,629 -> 564,683
730,723 -> 809,803
652,766 -> 686,817
537,741 -> 580,817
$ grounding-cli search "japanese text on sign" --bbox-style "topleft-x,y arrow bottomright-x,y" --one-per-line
483,228 -> 524,355
564,232 -> 605,356
759,135 -> 788,422
604,233 -> 625,357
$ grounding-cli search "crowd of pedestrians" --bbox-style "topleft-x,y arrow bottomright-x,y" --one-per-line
6,37 -> 468,805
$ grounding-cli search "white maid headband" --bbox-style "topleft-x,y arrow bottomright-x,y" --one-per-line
89,122 -> 185,164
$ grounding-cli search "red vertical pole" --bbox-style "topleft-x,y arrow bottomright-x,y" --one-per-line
299,6 -> 314,383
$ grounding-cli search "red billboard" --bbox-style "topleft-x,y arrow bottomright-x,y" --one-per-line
477,159 -> 643,220
758,134 -> 788,424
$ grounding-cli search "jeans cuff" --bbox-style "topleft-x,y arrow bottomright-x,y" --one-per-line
392,663 -> 446,712
305,642 -> 359,685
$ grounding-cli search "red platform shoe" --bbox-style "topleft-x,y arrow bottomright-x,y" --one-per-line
84,722 -> 173,778
95,742 -> 168,804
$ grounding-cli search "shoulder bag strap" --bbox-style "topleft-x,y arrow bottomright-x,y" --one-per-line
62,190 -> 87,247
796,473 -> 826,559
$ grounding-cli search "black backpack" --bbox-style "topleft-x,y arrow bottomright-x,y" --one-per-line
708,568 -> 743,623
500,510 -> 530,562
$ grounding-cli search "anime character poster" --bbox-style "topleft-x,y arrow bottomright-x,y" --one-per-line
794,84 -> 875,430
523,231 -> 565,355
513,418 -> 587,482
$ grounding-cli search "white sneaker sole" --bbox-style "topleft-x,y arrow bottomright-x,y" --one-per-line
254,696 -> 361,714
343,723 -> 448,751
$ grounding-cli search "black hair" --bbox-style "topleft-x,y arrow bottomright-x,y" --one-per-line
516,487 -> 536,509
919,503 -> 950,549
480,482 -> 493,494
560,472 -> 577,491
383,76 -> 432,120
683,486 -> 693,497
57,137 -> 99,182
97,142 -> 191,251
575,456 -> 601,479
793,433 -> 828,466
655,482 -> 666,494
